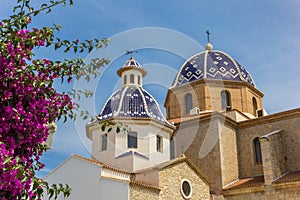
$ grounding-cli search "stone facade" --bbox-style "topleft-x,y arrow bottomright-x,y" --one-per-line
238,110 -> 300,178
173,114 -> 240,194
224,187 -> 300,200
165,79 -> 263,120
171,108 -> 300,199
158,161 -> 210,200
169,75 -> 300,200
129,183 -> 159,200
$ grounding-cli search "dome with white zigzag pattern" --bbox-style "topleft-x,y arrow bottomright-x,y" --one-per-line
172,44 -> 256,88
98,57 -> 170,126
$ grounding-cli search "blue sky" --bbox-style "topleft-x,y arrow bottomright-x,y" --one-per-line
1,0 -> 300,177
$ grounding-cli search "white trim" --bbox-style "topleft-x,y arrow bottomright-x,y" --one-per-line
170,52 -> 206,88
180,178 -> 193,199
99,89 -> 121,118
203,50 -> 208,78
137,86 -> 150,115
115,86 -> 129,116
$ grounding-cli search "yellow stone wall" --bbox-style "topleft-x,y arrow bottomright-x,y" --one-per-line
174,119 -> 223,193
129,183 -> 159,200
224,187 -> 300,200
174,117 -> 239,194
158,162 -> 210,200
219,123 -> 239,187
165,79 -> 263,120
237,113 -> 300,178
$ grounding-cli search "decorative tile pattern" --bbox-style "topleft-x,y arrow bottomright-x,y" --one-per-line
122,58 -> 141,68
172,50 -> 256,87
98,86 -> 168,124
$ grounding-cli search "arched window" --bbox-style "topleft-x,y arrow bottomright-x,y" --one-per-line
130,74 -> 134,84
128,132 -> 137,148
221,90 -> 231,111
137,75 -> 141,85
124,75 -> 127,85
253,137 -> 262,163
253,97 -> 257,117
156,135 -> 163,152
185,93 -> 193,114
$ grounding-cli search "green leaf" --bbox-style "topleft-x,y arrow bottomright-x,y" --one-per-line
34,10 -> 40,16
73,45 -> 77,53
16,168 -> 24,179
3,157 -> 11,165
101,124 -> 105,132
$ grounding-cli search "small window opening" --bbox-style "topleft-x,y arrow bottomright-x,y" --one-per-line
124,75 -> 127,84
221,90 -> 231,111
185,93 -> 193,114
128,132 -> 137,148
101,134 -> 107,151
130,74 -> 134,84
156,135 -> 163,152
253,97 -> 257,117
138,75 -> 141,85
253,137 -> 262,163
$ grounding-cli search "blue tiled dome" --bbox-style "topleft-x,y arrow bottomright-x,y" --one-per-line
172,50 -> 256,87
98,85 -> 168,124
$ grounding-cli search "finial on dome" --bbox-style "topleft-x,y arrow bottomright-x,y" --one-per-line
206,43 -> 213,51
125,50 -> 138,59
205,30 -> 213,51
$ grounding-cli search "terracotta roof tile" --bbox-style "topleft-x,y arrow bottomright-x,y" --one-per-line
72,154 -> 131,174
134,154 -> 210,184
129,181 -> 160,191
223,175 -> 264,190
274,171 -> 300,184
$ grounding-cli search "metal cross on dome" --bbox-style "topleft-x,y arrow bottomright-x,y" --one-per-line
206,30 -> 210,43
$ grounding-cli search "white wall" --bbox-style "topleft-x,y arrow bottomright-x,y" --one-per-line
91,120 -> 172,172
44,156 -> 129,200
121,69 -> 143,87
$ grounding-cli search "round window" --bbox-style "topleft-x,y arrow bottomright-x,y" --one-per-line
181,179 -> 192,199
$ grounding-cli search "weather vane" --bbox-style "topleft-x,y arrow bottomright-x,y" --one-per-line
125,50 -> 138,58
206,30 -> 210,43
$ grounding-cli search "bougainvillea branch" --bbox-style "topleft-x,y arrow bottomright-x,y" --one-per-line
0,0 -> 109,199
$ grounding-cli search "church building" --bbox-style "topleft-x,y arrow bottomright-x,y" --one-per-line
44,41 -> 300,200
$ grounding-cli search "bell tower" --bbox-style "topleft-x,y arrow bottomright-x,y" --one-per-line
86,57 -> 175,172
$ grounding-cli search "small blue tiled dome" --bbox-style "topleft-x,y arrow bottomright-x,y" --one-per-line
117,57 -> 147,77
98,85 -> 169,124
172,49 -> 256,87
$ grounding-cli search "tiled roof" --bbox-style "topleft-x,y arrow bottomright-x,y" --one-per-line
172,50 -> 256,88
274,171 -> 300,184
98,85 -> 172,126
72,154 -> 131,174
134,154 -> 210,184
73,155 -> 160,190
130,181 -> 160,191
223,175 -> 265,190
